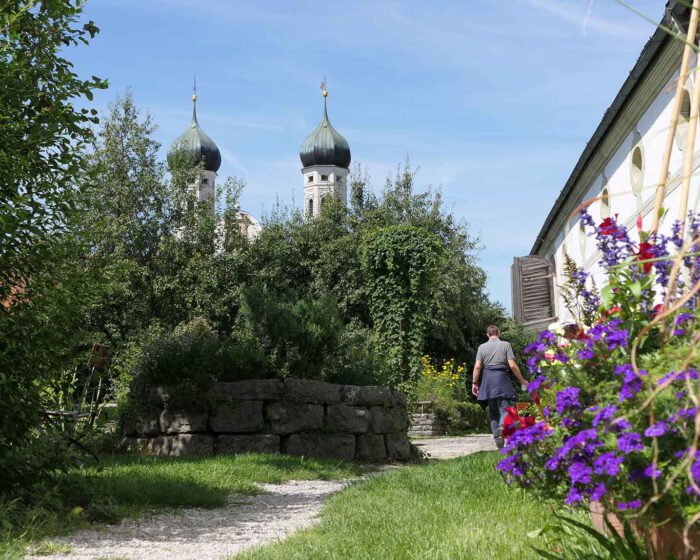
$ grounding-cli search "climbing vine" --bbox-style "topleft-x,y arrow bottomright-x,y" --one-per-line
361,225 -> 444,386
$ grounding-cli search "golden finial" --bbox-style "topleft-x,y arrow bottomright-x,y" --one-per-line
192,74 -> 198,102
321,77 -> 328,97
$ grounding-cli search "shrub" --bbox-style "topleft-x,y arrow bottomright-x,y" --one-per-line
125,318 -> 241,411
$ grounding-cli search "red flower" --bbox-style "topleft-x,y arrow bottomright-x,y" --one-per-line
563,323 -> 588,340
636,241 -> 654,274
600,217 -> 617,235
604,305 -> 621,317
503,407 -> 536,438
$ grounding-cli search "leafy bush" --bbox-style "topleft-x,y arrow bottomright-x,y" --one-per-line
125,318 -> 239,411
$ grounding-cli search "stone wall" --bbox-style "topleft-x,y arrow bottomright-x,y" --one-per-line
408,413 -> 444,437
121,379 -> 410,462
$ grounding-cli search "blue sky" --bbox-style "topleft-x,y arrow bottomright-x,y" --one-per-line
71,0 -> 662,310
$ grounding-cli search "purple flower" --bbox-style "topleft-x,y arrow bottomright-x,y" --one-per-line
644,464 -> 662,479
528,375 -> 547,393
591,483 -> 607,502
561,416 -> 581,429
658,369 -> 699,387
617,432 -> 644,454
568,461 -> 592,484
644,422 -> 668,437
565,487 -> 584,505
497,455 -> 525,478
594,452 -> 623,476
592,405 -> 618,427
617,500 -> 642,511
577,347 -> 595,360
556,387 -> 581,414
505,422 -> 551,448
611,418 -> 632,432
614,364 -> 647,402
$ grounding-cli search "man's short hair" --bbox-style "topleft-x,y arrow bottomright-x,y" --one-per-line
487,325 -> 500,337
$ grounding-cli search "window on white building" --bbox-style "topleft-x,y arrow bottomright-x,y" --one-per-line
676,89 -> 691,151
307,175 -> 313,183
307,198 -> 314,217
631,146 -> 643,200
578,220 -> 587,259
601,186 -> 610,219
321,174 -> 329,181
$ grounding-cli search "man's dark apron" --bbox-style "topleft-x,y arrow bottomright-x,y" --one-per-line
477,364 -> 516,402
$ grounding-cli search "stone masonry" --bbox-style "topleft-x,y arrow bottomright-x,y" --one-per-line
408,412 -> 444,437
121,379 -> 410,462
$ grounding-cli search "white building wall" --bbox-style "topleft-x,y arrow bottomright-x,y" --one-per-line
542,55 -> 700,323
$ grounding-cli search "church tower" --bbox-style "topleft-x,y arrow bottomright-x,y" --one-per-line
299,82 -> 351,219
167,84 -> 221,211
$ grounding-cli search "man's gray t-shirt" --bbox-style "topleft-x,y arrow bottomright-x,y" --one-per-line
476,339 -> 515,367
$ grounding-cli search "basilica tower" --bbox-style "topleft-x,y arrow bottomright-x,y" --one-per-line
299,82 -> 351,219
167,86 -> 221,210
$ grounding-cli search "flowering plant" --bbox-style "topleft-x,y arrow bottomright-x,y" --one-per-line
499,210 -> 700,527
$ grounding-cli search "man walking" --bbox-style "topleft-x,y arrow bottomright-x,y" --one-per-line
471,325 -> 528,449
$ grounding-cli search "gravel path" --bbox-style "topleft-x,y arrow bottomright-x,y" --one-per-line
27,436 -> 493,559
26,479 -> 351,560
410,434 -> 496,459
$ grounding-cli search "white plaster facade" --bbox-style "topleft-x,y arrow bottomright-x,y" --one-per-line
530,38 -> 700,324
302,164 -> 348,219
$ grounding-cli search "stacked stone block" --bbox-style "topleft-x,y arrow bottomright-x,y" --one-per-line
408,412 -> 444,437
121,379 -> 410,462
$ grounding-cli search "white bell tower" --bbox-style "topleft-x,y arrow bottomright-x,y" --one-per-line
299,80 -> 352,219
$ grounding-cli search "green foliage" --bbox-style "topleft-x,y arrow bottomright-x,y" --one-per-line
361,225 -> 444,385
233,287 -> 345,380
530,514 -> 650,560
0,0 -> 105,498
0,0 -> 106,282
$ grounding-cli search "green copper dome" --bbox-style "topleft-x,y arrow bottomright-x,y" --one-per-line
299,96 -> 351,169
168,99 -> 221,173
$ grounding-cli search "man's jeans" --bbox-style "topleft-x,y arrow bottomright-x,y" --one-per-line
488,397 -> 515,445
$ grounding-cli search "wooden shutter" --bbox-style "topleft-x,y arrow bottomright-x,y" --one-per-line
512,256 -> 556,328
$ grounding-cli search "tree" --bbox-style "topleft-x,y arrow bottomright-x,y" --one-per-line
81,91 -> 169,342
0,0 -> 105,495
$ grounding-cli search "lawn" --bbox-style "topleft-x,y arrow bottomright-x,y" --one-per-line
235,452 -> 557,560
0,453 -> 368,559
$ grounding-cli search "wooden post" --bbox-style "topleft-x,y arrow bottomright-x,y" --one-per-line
651,0 -> 700,235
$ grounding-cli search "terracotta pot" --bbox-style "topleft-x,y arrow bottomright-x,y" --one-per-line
516,402 -> 529,413
590,501 -> 700,560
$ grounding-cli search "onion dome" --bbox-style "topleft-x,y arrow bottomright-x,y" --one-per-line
168,92 -> 221,173
299,86 -> 351,169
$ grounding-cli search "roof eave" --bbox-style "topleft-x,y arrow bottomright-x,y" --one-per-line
530,2 -> 686,255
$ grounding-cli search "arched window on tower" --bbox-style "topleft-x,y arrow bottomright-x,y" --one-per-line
307,198 -> 314,217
